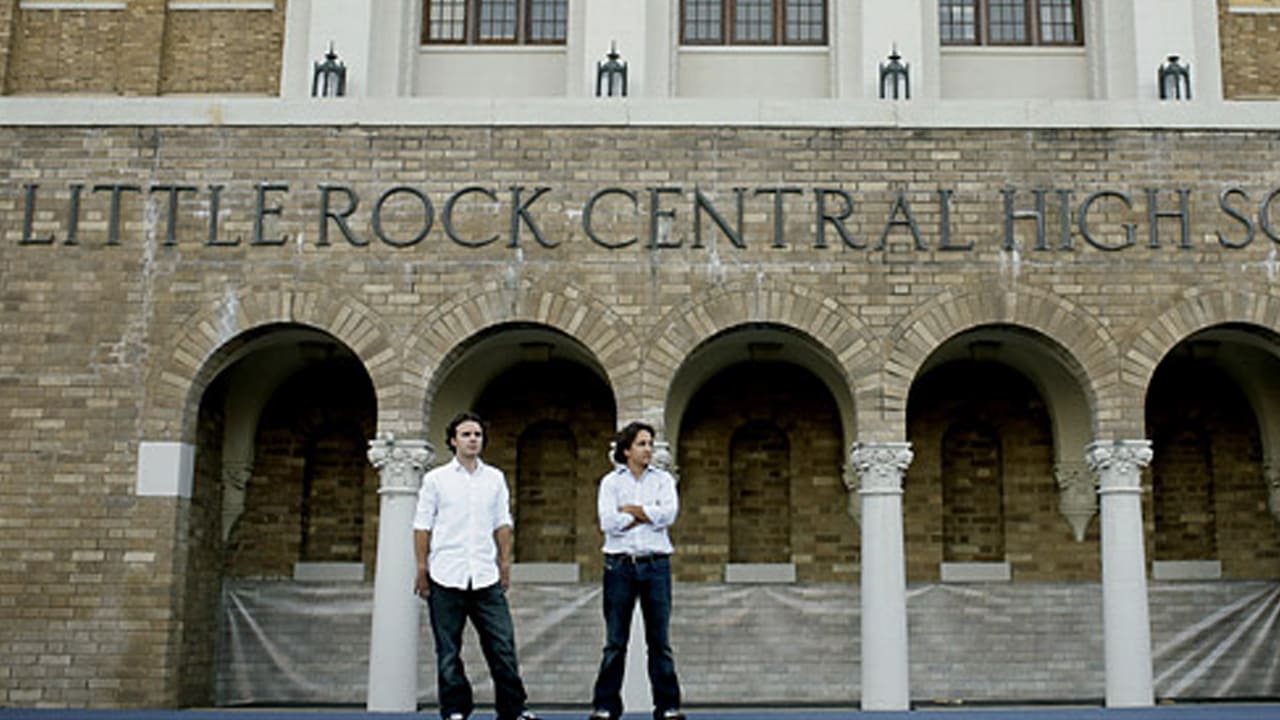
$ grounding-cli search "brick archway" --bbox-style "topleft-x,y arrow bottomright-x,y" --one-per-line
146,286 -> 398,442
879,285 -> 1115,442
403,279 -> 638,432
1123,285 -> 1280,437
643,276 -> 872,438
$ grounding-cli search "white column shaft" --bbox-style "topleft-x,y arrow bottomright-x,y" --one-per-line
852,442 -> 913,711
366,437 -> 433,713
1087,440 -> 1154,708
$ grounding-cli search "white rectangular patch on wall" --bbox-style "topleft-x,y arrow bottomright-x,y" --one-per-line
136,441 -> 196,498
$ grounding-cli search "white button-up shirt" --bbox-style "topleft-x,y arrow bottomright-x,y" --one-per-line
413,457 -> 514,590
598,464 -> 679,556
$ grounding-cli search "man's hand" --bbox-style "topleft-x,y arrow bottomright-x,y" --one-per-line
499,559 -> 512,590
620,504 -> 650,529
414,567 -> 430,599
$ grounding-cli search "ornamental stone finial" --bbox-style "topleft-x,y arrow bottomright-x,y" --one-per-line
850,442 -> 913,495
1265,463 -> 1280,525
842,462 -> 862,525
368,433 -> 434,496
1054,461 -> 1095,542
652,440 -> 678,480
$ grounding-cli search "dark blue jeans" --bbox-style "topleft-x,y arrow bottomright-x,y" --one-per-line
427,580 -> 528,720
591,554 -> 681,719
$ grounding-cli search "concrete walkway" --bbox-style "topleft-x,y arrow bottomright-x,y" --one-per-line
3,705 -> 1280,720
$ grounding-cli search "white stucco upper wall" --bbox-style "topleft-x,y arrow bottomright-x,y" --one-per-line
2,97 -> 1278,129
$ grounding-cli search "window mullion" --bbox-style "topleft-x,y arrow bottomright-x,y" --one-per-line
775,0 -> 784,46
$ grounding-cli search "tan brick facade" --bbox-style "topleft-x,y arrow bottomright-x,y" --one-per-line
1220,0 -> 1280,99
2,1 -> 284,96
3,123 -> 1280,707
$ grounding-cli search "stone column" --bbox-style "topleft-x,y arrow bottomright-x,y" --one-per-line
850,442 -> 913,711
366,434 -> 433,712
1054,462 -> 1096,542
1086,440 -> 1154,708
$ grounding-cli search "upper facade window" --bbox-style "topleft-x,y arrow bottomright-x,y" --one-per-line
939,0 -> 1082,46
681,0 -> 827,46
422,0 -> 567,45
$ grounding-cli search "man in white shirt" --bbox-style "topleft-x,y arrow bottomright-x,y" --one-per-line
589,421 -> 685,720
413,411 -> 538,720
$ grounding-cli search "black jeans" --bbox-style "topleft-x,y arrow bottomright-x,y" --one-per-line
427,580 -> 528,720
591,554 -> 681,719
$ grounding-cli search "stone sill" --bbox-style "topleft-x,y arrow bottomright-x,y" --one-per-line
511,562 -> 579,583
1152,560 -> 1223,581
724,563 -> 797,584
940,562 -> 1012,583
293,562 -> 365,582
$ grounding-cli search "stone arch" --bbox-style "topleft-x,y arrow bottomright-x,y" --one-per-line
1123,286 -> 1280,438
404,279 -> 637,436
881,285 -> 1114,452
644,276 -> 873,442
146,285 -> 398,443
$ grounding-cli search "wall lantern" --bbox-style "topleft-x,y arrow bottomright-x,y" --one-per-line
1158,54 -> 1191,100
311,43 -> 347,98
879,45 -> 910,100
596,41 -> 628,98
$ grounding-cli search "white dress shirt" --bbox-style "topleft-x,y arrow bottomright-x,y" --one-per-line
413,457 -> 514,590
598,464 -> 679,556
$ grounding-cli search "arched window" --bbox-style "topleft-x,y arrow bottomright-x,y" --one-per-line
1150,427 -> 1217,561
941,422 -> 1005,562
515,420 -> 578,563
729,420 -> 791,563
299,422 -> 368,563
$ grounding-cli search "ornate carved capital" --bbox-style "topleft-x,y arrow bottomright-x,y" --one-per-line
850,442 -> 913,496
1054,461 -> 1096,542
368,433 -> 433,496
1086,440 -> 1152,494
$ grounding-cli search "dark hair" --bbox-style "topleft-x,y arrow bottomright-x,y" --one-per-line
445,411 -> 487,453
612,421 -> 655,464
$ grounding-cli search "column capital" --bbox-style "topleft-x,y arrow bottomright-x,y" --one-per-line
368,433 -> 434,496
1086,440 -> 1152,494
850,441 -> 913,495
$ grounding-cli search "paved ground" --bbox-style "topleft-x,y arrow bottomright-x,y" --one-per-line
3,705 -> 1280,720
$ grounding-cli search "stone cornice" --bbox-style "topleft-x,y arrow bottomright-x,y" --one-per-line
4,97 -> 1280,131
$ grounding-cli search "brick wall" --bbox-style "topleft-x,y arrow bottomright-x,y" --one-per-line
476,359 -> 617,574
1219,0 -> 1280,99
3,124 -> 1280,706
675,363 -> 850,582
3,2 -> 284,95
225,356 -> 377,578
1148,355 -> 1277,577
